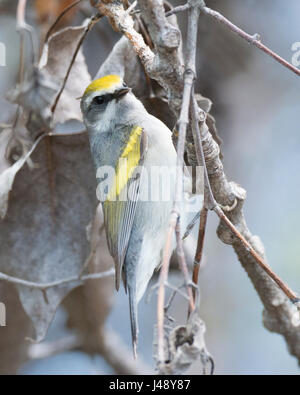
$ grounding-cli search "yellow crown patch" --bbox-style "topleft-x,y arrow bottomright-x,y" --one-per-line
84,75 -> 121,96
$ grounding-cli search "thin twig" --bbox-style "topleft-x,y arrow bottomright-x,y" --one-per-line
156,70 -> 193,364
201,6 -> 300,77
157,2 -> 200,366
45,0 -> 83,43
16,0 -> 39,64
16,0 -> 27,24
11,0 -> 31,144
165,4 -> 190,17
213,205 -> 300,304
166,2 -> 300,76
182,210 -> 200,240
190,91 -> 299,304
164,287 -> 182,314
51,13 -> 103,114
18,33 -> 25,84
192,206 -> 208,301
124,0 -> 137,16
49,129 -> 87,136
0,268 -> 115,290
175,220 -> 195,311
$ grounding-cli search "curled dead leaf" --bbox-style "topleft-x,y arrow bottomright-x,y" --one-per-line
0,128 -> 41,219
7,67 -> 59,138
40,24 -> 92,125
7,24 -> 91,141
157,307 -> 212,375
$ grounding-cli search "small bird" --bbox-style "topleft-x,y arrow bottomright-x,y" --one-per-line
80,75 -> 187,356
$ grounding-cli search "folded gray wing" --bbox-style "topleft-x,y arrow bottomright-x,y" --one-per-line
102,126 -> 148,290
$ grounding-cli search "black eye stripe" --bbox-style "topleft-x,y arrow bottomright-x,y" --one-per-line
93,93 -> 115,106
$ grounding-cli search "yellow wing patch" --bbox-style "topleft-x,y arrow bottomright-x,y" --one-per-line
107,126 -> 143,201
84,75 -> 121,96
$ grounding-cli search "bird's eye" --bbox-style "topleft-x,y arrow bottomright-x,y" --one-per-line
94,96 -> 104,105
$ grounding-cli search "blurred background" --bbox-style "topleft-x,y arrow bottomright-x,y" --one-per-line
0,0 -> 299,375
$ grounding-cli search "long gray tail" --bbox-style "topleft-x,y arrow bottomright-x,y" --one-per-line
128,282 -> 139,359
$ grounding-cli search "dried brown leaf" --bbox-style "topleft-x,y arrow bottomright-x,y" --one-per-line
7,25 -> 91,140
40,25 -> 91,124
0,133 -> 97,341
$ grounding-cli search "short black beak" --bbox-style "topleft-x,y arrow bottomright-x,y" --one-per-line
115,86 -> 131,98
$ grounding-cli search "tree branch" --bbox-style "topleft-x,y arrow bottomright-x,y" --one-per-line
201,6 -> 300,77
164,2 -> 300,76
0,269 -> 115,290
